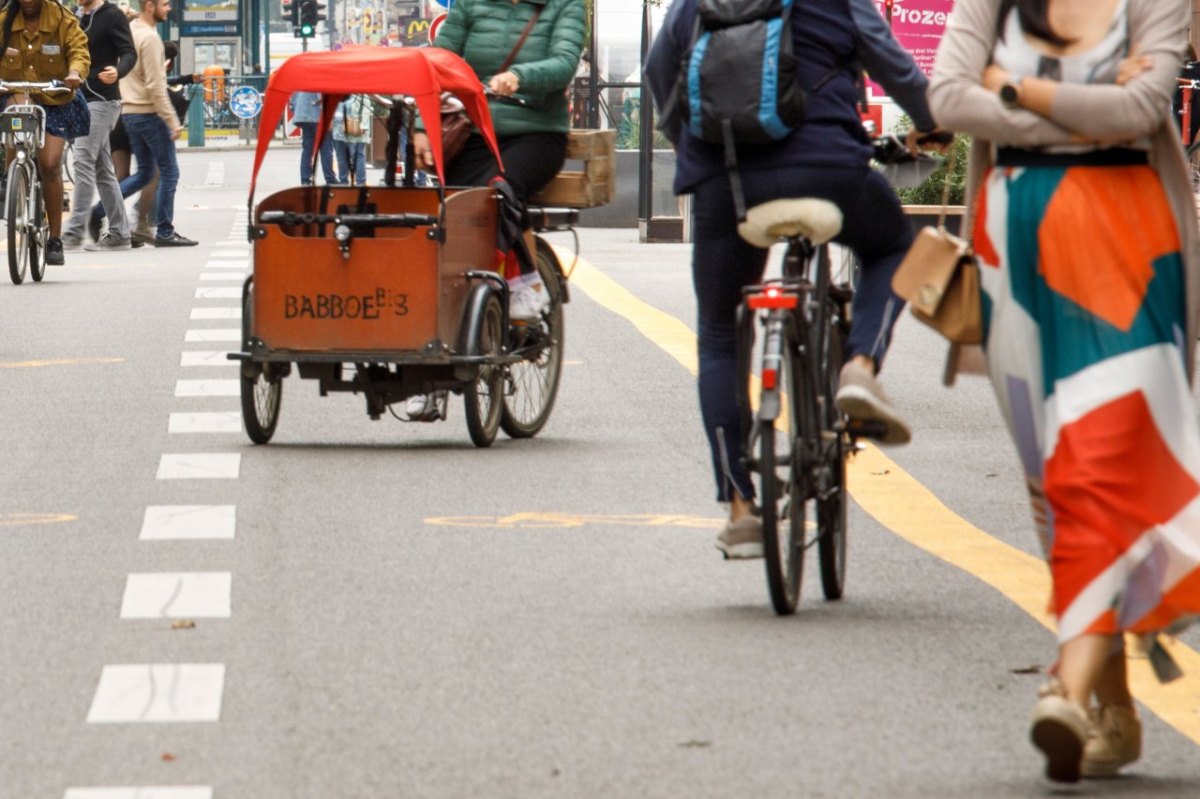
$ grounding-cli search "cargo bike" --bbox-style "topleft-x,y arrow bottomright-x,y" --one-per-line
232,47 -> 611,447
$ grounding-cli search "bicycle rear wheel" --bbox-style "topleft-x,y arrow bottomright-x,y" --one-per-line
6,162 -> 29,285
756,314 -> 803,615
501,240 -> 564,438
28,175 -> 46,283
816,305 -> 849,600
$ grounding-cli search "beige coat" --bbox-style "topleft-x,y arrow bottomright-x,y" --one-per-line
928,0 -> 1200,379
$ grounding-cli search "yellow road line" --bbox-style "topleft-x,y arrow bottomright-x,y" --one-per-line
0,357 -> 125,369
564,247 -> 1200,746
0,512 -> 77,527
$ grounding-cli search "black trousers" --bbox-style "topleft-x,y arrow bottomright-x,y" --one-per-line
446,131 -> 567,202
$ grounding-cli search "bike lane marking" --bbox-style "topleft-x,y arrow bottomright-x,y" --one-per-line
563,248 -> 1200,747
0,357 -> 124,369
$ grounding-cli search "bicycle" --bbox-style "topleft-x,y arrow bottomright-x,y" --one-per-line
735,134 -> 946,615
0,80 -> 71,284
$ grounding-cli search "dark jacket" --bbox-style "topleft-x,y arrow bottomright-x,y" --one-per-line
645,0 -> 936,194
433,0 -> 586,136
79,0 -> 136,103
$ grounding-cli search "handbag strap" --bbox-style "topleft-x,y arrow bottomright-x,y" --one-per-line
498,6 -> 543,74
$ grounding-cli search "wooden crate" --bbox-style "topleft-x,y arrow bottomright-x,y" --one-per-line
531,129 -> 615,209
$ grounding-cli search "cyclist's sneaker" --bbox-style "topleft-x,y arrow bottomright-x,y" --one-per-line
1029,694 -> 1088,785
60,232 -> 83,251
715,514 -> 764,560
155,231 -> 198,247
131,225 -> 155,245
835,360 -> 912,445
87,213 -> 102,243
404,390 -> 447,422
509,279 -> 550,321
1082,704 -> 1141,778
84,233 -> 132,251
45,237 -> 64,266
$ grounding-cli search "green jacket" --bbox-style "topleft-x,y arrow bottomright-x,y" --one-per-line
433,0 -> 586,136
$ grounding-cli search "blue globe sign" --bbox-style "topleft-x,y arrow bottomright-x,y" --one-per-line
229,86 -> 264,120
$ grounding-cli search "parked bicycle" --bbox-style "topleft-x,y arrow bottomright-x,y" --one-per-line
0,80 -> 71,284
735,133 -> 947,615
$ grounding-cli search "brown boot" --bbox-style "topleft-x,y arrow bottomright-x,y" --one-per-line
1082,704 -> 1141,778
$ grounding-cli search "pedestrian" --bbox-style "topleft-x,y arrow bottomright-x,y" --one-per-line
117,0 -> 196,246
62,0 -> 138,252
291,90 -> 336,185
0,0 -> 91,266
929,0 -> 1200,785
644,0 -> 946,555
331,93 -> 371,185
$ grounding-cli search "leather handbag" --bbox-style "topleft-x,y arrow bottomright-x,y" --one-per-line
439,6 -> 542,166
343,96 -> 365,137
891,151 -> 983,345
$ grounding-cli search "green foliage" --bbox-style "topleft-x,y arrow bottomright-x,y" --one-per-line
618,93 -> 672,150
890,115 -> 971,206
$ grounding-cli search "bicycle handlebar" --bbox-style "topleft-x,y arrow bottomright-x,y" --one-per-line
871,134 -> 946,165
0,79 -> 71,94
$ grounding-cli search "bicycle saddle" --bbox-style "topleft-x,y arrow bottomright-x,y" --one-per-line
737,198 -> 843,249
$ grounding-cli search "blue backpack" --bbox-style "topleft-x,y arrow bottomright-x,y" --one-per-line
674,0 -> 808,218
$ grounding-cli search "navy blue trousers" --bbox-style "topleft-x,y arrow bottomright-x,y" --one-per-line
692,165 -> 913,502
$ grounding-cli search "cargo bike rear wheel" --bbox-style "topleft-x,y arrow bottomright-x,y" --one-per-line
239,282 -> 283,444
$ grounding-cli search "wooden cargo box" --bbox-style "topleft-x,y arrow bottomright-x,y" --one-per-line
531,129 -> 616,209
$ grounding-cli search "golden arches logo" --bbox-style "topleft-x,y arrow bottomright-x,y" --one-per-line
406,19 -> 430,39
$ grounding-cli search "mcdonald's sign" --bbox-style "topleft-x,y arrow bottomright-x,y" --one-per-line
406,18 -> 430,41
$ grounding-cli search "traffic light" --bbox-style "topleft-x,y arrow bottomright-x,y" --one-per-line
283,0 -> 298,33
298,0 -> 325,38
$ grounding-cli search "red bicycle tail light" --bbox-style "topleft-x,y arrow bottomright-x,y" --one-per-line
762,368 -> 778,390
747,289 -> 798,310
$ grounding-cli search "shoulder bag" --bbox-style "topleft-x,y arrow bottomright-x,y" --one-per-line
440,6 -> 543,165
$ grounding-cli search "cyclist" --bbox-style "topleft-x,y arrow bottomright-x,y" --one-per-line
645,0 -> 946,557
0,0 -> 90,266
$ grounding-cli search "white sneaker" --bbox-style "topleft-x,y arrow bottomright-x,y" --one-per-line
509,280 -> 550,321
404,391 -> 446,422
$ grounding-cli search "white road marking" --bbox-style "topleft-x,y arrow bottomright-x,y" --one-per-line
204,163 -> 224,186
120,573 -> 231,619
156,454 -> 240,480
195,287 -> 241,299
184,329 -> 240,343
205,259 -> 248,269
180,351 -> 233,367
215,240 -> 243,247
140,505 -> 235,540
190,307 -> 241,320
175,379 -> 239,397
64,788 -> 213,799
209,250 -> 248,258
199,273 -> 246,282
87,664 -> 225,722
168,412 -> 241,434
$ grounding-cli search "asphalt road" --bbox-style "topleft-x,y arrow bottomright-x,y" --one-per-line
2,147 -> 1199,798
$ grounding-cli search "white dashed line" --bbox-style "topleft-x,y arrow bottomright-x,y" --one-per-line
175,379 -> 239,397
180,351 -> 234,367
209,250 -> 249,258
195,287 -> 242,299
156,454 -> 240,480
205,259 -> 248,269
64,788 -> 214,799
190,307 -> 241,320
87,664 -> 225,722
184,329 -> 240,343
199,273 -> 246,281
140,506 -> 235,540
204,163 -> 225,186
168,412 -> 241,434
120,573 -> 232,619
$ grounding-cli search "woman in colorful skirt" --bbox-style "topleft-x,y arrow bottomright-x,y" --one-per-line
930,0 -> 1200,786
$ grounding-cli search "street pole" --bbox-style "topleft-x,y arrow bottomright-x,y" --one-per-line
637,0 -> 652,227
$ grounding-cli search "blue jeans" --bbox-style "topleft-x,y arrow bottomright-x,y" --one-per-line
297,121 -> 336,185
333,139 -> 367,185
118,113 -> 180,239
692,165 -> 912,502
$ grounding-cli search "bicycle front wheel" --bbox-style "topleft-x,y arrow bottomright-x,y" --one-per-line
28,174 -> 46,283
465,294 -> 504,448
756,315 -> 803,615
7,162 -> 30,285
501,240 -> 564,438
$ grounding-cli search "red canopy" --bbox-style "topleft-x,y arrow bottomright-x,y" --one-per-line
251,46 -> 502,199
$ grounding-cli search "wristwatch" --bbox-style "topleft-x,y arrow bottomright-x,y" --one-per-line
999,74 -> 1024,109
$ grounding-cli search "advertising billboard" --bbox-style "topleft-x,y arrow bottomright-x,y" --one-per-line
870,0 -> 953,96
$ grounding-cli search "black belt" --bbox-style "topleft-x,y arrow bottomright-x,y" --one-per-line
995,147 -> 1149,168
